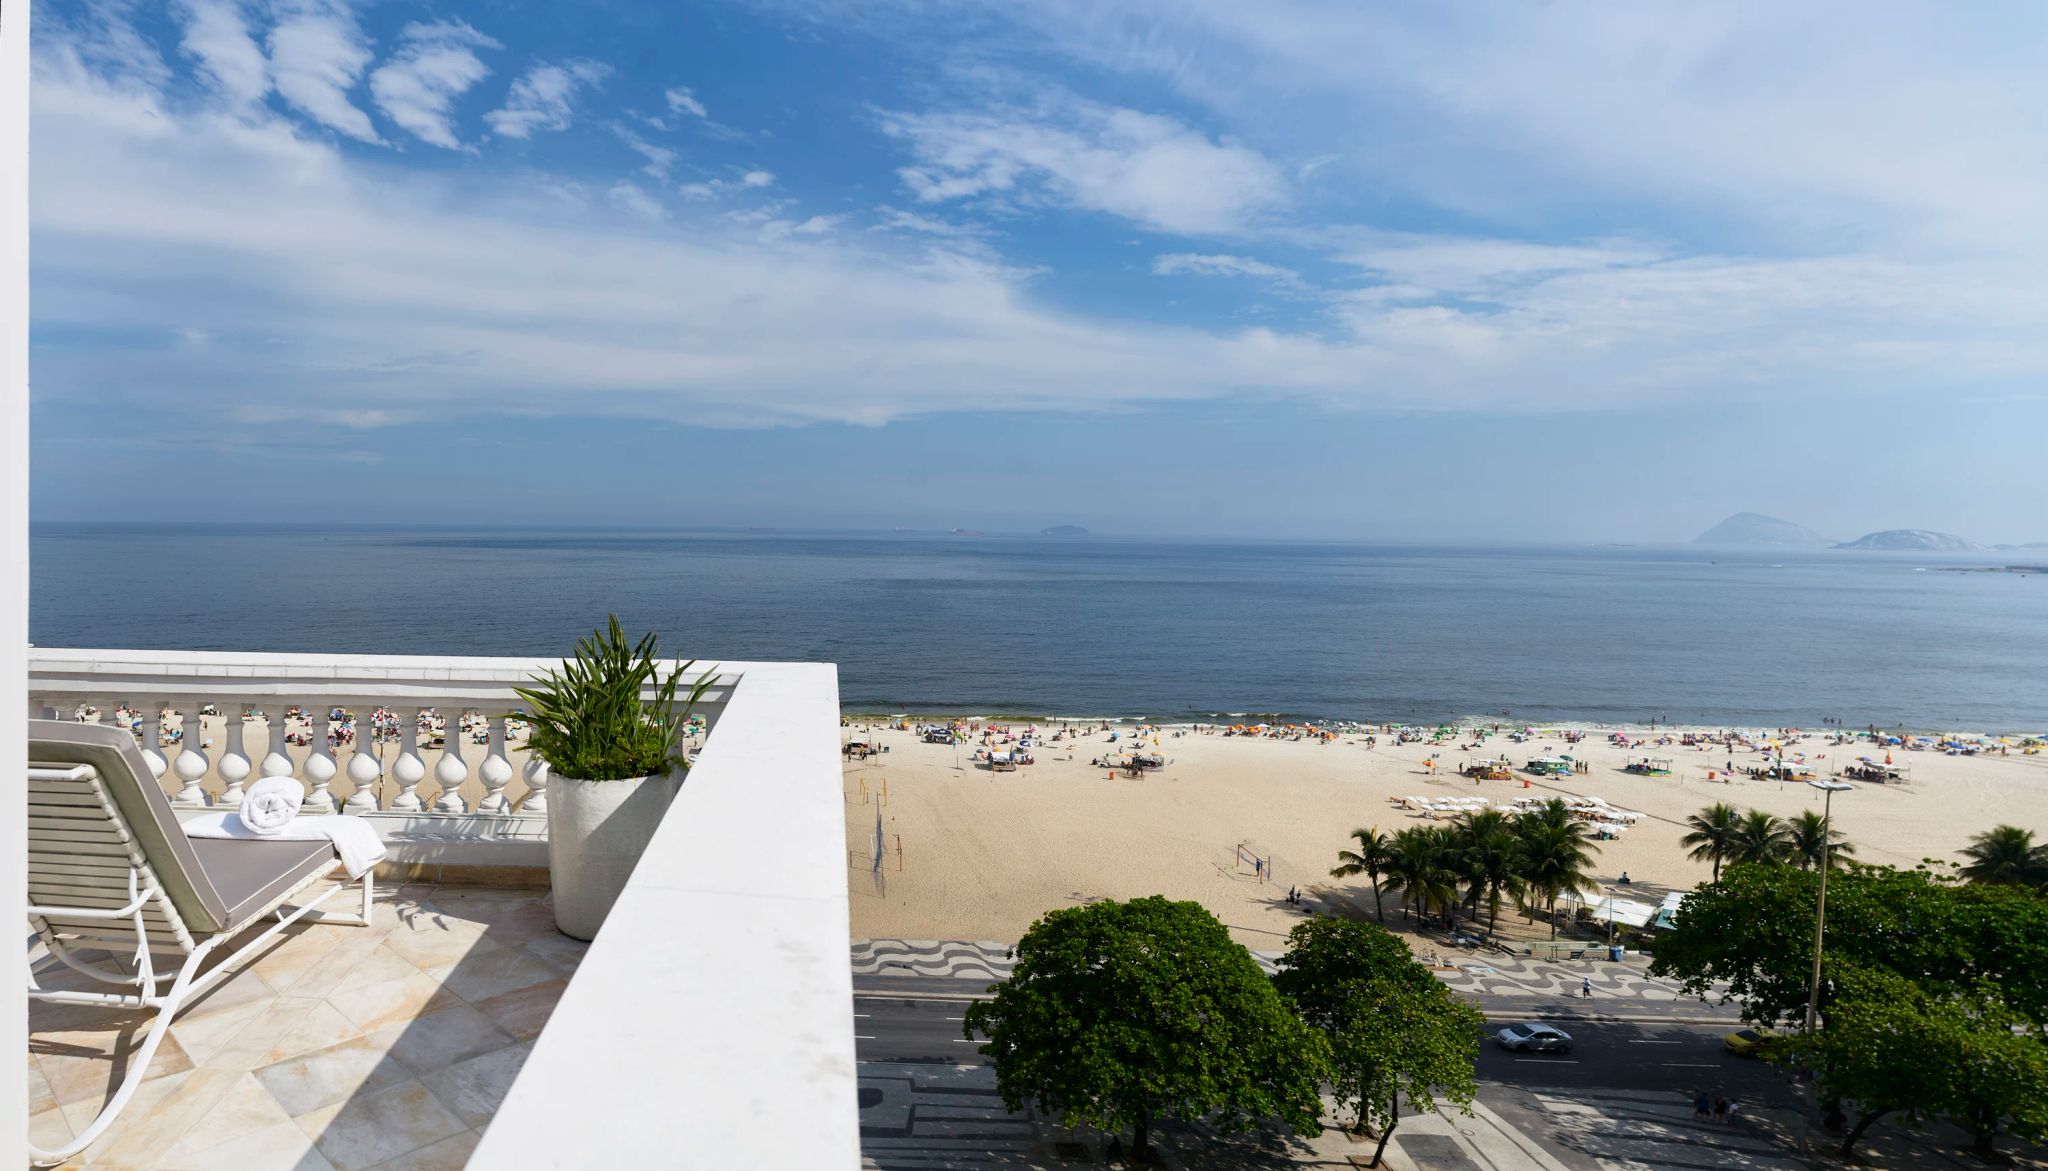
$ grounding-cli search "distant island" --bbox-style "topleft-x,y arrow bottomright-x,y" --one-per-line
1834,529 -> 1986,552
1693,512 -> 1831,548
1039,525 -> 1089,538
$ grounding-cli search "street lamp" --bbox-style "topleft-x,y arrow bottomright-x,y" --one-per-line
1804,780 -> 1855,1034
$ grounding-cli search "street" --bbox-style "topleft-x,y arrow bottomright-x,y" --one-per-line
854,975 -> 1803,1170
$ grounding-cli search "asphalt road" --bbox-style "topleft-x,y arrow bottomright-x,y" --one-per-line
853,979 -> 1789,1107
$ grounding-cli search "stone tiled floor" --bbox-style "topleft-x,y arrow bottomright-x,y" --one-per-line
28,883 -> 578,1171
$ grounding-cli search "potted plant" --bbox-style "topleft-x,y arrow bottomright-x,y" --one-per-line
515,616 -> 715,940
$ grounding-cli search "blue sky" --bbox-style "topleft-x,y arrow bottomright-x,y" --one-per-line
29,1 -> 2048,541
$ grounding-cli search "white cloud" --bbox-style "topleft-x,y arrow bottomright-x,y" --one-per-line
882,89 -> 1288,236
174,0 -> 269,110
267,1 -> 380,142
1153,252 -> 1299,284
614,127 -> 677,180
607,181 -> 668,222
488,59 -> 611,139
665,86 -> 707,119
679,170 -> 775,200
368,20 -> 499,149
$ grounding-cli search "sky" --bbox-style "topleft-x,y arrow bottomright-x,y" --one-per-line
27,0 -> 2048,542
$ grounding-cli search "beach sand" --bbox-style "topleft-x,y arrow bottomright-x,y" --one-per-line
841,722 -> 2048,948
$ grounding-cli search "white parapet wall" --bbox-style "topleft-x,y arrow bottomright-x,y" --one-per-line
26,648 -> 860,1168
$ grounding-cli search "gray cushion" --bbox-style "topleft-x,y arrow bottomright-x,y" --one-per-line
186,837 -> 338,931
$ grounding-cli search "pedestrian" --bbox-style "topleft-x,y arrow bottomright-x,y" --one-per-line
1693,1089 -> 1710,1120
1581,976 -> 1593,999
1713,1095 -> 1729,1123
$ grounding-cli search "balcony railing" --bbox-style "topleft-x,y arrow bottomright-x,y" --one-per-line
26,647 -> 859,1168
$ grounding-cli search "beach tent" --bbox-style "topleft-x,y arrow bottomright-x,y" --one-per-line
1590,896 -> 1658,930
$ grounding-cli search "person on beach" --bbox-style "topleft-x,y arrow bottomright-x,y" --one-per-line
1713,1095 -> 1730,1124
1581,976 -> 1593,998
1693,1090 -> 1710,1120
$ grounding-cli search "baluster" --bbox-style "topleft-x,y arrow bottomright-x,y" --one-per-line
138,704 -> 169,781
305,707 -> 340,813
433,707 -> 472,814
37,702 -> 59,720
171,701 -> 212,806
390,707 -> 427,812
521,755 -> 549,816
217,706 -> 253,807
260,705 -> 296,780
477,715 -> 513,814
344,711 -> 383,812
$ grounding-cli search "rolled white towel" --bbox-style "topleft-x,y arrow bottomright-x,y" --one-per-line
238,776 -> 306,835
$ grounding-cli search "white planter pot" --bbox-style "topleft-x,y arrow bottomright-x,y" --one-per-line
547,771 -> 679,940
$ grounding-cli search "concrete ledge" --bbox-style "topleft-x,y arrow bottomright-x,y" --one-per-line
470,661 -> 858,1169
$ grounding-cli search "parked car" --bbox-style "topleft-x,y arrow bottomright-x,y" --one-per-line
1495,1023 -> 1573,1053
1723,1026 -> 1780,1057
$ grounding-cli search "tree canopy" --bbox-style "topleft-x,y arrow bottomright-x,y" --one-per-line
1273,919 -> 1482,1168
963,896 -> 1326,1163
1653,862 -> 2048,1157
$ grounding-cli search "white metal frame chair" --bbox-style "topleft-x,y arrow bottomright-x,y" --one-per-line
26,720 -> 374,1166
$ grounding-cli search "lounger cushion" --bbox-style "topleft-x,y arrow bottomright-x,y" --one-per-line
186,838 -> 340,931
29,720 -> 232,933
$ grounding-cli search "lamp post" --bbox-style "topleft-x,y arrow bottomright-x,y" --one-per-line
1804,780 -> 1855,1034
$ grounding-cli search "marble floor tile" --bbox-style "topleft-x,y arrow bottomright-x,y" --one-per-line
160,1120 -> 338,1171
254,1035 -> 411,1117
261,1001 -> 368,1067
424,1039 -> 534,1129
373,1004 -> 514,1076
156,1070 -> 298,1164
471,979 -> 566,1041
359,1128 -> 478,1171
380,921 -> 500,972
298,1078 -> 469,1171
426,946 -> 557,1004
327,973 -> 461,1035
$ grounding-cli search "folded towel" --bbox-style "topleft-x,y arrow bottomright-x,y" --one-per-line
184,811 -> 388,879
238,776 -> 306,835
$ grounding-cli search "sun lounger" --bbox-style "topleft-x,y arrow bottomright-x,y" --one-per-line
26,720 -> 374,1166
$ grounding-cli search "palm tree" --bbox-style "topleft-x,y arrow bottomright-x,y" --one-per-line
1959,825 -> 2048,887
1383,827 -> 1462,927
1681,802 -> 1743,881
1457,810 -> 1525,937
1726,809 -> 1791,867
1330,826 -> 1394,921
1784,809 -> 1854,870
1515,817 -> 1600,938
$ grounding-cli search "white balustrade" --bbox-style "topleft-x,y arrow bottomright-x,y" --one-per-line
260,705 -> 295,780
390,707 -> 427,812
306,709 -> 340,813
28,649 -> 739,829
171,700 -> 211,807
344,719 -> 383,812
139,706 -> 168,780
218,708 -> 253,807
521,756 -> 550,816
433,708 -> 472,814
478,716 -> 513,814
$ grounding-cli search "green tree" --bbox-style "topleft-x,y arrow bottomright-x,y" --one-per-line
1725,809 -> 1790,866
963,896 -> 1326,1164
1331,827 -> 1394,922
1514,816 -> 1600,938
1273,919 -> 1482,1168
1959,824 -> 2048,887
1805,964 -> 2048,1159
1456,810 -> 1525,937
1680,802 -> 1743,881
1382,827 -> 1462,926
1783,809 -> 1854,870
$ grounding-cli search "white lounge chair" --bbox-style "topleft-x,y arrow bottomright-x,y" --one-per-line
26,720 -> 374,1166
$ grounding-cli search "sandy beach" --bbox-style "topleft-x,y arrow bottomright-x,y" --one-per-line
841,721 -> 2048,948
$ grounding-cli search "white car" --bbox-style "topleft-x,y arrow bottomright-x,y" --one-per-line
1495,1023 -> 1573,1053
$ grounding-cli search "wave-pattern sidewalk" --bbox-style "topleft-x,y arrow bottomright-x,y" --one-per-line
852,940 -> 1694,998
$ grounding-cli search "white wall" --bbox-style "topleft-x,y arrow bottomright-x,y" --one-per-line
2,0 -> 32,1157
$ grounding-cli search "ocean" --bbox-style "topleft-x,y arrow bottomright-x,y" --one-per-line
29,524 -> 2048,730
